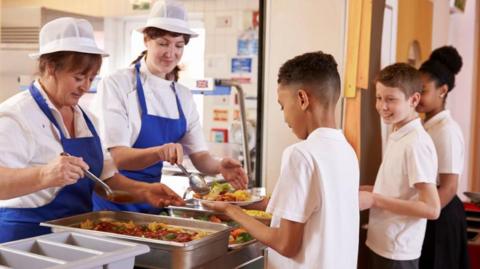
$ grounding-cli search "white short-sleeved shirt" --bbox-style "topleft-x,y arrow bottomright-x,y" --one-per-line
90,58 -> 207,155
424,110 -> 464,178
0,81 -> 117,208
366,118 -> 438,260
266,128 -> 359,269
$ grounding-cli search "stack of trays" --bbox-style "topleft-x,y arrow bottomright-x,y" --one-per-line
0,232 -> 149,269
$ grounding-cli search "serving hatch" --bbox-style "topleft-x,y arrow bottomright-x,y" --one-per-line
41,211 -> 231,269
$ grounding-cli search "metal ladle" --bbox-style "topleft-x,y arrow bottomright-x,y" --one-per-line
86,169 -> 136,204
176,164 -> 210,196
61,152 -> 135,203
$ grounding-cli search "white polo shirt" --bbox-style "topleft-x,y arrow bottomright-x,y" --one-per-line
266,128 -> 359,269
366,118 -> 437,260
90,58 -> 207,155
424,110 -> 464,177
0,81 -> 117,208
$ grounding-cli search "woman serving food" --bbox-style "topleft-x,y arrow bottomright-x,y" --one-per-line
0,17 -> 184,243
91,0 -> 247,214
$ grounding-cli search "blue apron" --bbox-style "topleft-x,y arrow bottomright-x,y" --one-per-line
92,62 -> 186,213
0,84 -> 104,243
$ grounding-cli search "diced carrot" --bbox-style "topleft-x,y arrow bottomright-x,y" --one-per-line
231,228 -> 247,237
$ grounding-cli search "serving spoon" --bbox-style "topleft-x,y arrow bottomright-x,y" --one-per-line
176,163 -> 210,196
61,152 -> 135,203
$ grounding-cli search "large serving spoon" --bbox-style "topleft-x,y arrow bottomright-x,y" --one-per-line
61,152 -> 135,203
176,163 -> 210,196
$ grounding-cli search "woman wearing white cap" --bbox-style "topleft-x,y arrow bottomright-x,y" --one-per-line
0,17 -> 184,243
91,0 -> 247,214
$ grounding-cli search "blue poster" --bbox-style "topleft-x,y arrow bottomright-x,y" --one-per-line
231,57 -> 252,73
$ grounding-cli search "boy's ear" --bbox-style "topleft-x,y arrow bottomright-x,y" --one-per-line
410,92 -> 421,107
297,89 -> 310,111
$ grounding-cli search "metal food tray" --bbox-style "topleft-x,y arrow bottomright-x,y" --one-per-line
167,201 -> 263,250
0,231 -> 149,269
41,211 -> 231,269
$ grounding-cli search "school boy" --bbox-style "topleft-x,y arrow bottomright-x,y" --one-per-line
205,51 -> 360,269
360,63 -> 441,269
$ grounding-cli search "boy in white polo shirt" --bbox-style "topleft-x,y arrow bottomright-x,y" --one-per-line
360,63 -> 441,269
205,51 -> 360,269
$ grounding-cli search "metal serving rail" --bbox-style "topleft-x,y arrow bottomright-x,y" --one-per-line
215,79 -> 253,187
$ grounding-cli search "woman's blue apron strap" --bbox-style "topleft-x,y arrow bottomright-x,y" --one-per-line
78,106 -> 100,139
135,63 -> 148,116
28,84 -> 66,139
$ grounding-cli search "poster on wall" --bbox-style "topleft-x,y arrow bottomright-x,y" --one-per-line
231,57 -> 252,73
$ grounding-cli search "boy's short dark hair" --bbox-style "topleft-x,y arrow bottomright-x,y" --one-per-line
277,51 -> 341,107
376,63 -> 422,97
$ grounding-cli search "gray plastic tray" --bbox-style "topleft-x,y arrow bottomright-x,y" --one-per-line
0,232 -> 149,269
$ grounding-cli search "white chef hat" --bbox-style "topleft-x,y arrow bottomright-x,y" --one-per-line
29,17 -> 108,59
136,0 -> 198,37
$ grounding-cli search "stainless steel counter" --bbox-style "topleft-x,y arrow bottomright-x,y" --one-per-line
133,242 -> 265,269
198,241 -> 266,269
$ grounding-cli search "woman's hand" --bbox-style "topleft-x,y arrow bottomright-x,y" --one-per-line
156,143 -> 183,164
219,158 -> 248,189
359,191 -> 375,211
143,183 -> 185,208
39,155 -> 89,188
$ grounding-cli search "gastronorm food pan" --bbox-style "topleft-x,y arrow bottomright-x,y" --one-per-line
41,211 -> 231,269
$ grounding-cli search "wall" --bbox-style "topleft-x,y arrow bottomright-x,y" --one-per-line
262,0 -> 346,193
1,0 -> 143,17
447,0 -> 478,197
431,0 -> 450,48
430,0 -> 478,197
396,0 -> 432,65
0,7 -> 104,103
182,0 -> 259,145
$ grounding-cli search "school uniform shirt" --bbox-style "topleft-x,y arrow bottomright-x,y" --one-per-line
266,128 -> 359,269
90,58 -> 208,155
366,118 -> 438,260
0,81 -> 117,208
423,110 -> 464,177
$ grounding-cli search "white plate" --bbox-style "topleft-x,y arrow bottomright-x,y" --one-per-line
193,194 -> 264,206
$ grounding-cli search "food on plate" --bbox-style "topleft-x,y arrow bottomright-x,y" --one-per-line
229,227 -> 254,244
79,219 -> 210,242
242,209 -> 272,219
194,182 -> 251,202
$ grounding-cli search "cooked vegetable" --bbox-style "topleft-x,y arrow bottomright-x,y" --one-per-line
235,232 -> 253,243
243,210 -> 272,219
229,227 -> 254,244
79,219 -> 210,243
200,182 -> 251,202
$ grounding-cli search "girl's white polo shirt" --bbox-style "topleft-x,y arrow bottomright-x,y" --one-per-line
423,110 -> 464,177
366,118 -> 438,260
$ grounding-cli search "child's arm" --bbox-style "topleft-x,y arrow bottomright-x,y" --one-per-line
204,202 -> 305,257
437,174 -> 458,208
359,191 -> 374,210
371,182 -> 441,219
359,185 -> 374,192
